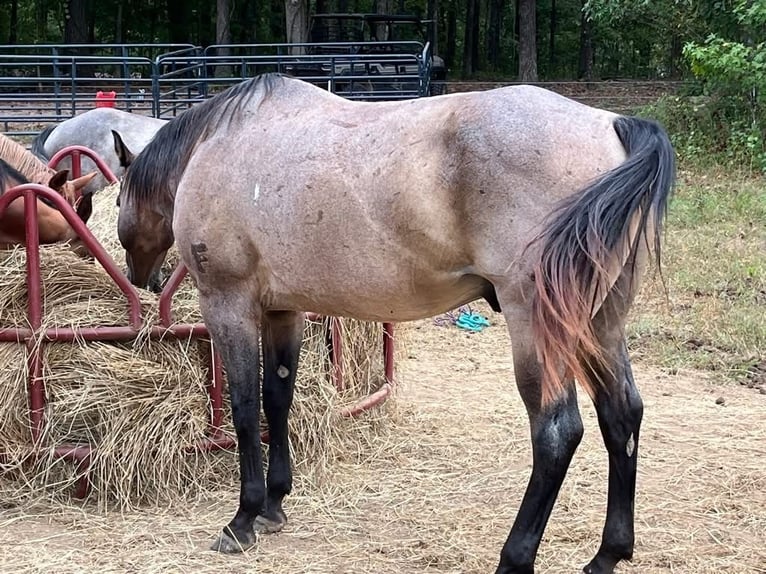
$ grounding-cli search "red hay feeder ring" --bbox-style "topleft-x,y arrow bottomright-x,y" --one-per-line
0,145 -> 395,497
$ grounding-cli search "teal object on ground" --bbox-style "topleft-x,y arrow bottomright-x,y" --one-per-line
455,312 -> 490,332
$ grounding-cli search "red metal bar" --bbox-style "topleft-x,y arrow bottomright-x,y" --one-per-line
188,435 -> 237,453
70,150 -> 82,179
339,382 -> 394,418
0,182 -> 396,499
47,145 -> 118,185
0,323 -> 211,343
159,264 -> 189,326
0,184 -> 142,328
22,191 -> 45,443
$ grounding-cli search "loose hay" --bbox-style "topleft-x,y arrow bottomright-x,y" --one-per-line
0,183 -> 395,508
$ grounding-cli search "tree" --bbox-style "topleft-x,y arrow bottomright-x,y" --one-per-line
463,0 -> 480,75
578,0 -> 594,80
518,0 -> 537,80
285,0 -> 308,53
487,0 -> 504,70
64,0 -> 88,44
8,0 -> 18,44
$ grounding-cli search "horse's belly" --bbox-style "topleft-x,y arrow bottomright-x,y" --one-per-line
265,269 -> 488,323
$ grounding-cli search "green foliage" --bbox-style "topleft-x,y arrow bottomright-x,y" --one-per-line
631,0 -> 766,170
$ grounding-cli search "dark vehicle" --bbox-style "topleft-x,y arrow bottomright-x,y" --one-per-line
286,13 -> 446,99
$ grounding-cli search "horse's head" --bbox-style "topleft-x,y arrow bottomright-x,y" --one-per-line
113,130 -> 172,293
46,169 -> 99,224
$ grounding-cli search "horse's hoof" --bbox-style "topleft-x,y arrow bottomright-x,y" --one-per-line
254,511 -> 287,534
210,528 -> 257,554
583,555 -> 622,574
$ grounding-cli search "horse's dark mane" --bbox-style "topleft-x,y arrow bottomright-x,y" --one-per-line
0,157 -> 30,192
123,73 -> 284,209
0,158 -> 57,209
31,124 -> 56,161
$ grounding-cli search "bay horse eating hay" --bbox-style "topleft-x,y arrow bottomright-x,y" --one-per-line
115,74 -> 675,573
0,134 -> 96,249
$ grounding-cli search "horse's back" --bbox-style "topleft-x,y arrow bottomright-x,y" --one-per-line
174,77 -> 630,321
43,108 -> 166,193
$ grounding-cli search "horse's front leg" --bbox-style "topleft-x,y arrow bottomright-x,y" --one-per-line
497,315 -> 584,574
255,310 -> 304,534
199,289 -> 265,554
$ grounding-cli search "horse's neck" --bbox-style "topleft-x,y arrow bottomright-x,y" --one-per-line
0,135 -> 53,184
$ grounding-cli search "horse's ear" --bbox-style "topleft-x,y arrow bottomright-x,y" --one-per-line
71,171 -> 97,190
112,130 -> 135,168
76,190 -> 94,224
47,169 -> 70,191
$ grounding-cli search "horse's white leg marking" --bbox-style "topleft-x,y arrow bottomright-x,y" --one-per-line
277,365 -> 290,379
625,433 -> 635,458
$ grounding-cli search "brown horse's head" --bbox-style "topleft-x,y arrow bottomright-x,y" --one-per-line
113,130 -> 172,293
46,169 -> 99,224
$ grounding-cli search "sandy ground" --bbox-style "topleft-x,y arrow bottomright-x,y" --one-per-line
1,303 -> 764,573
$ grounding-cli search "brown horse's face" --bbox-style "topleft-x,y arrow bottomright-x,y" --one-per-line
113,131 -> 172,293
116,195 -> 173,293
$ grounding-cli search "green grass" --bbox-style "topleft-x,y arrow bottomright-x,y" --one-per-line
627,167 -> 766,385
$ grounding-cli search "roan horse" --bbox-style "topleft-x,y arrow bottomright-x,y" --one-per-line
115,74 -> 675,573
0,134 -> 96,249
31,107 -> 166,195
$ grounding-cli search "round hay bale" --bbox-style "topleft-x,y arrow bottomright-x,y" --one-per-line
0,183 -> 395,508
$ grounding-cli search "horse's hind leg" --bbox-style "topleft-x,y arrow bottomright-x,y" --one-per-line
255,310 -> 304,534
583,338 -> 643,574
497,310 -> 584,574
199,288 -> 265,554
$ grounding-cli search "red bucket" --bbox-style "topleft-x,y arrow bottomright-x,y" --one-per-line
95,91 -> 116,108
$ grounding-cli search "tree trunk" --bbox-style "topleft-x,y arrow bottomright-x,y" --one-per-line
487,0 -> 503,70
198,0 -> 213,47
285,0 -> 309,53
549,0 -> 556,74
445,0 -> 456,69
462,0 -> 480,75
116,2 -> 123,44
427,0 -> 439,56
517,0 -> 537,81
64,0 -> 89,44
578,0 -> 593,81
238,0 -> 256,43
8,0 -> 18,44
270,0 -> 284,42
36,0 -> 47,42
669,33 -> 682,79
215,0 -> 233,76
376,0 -> 394,41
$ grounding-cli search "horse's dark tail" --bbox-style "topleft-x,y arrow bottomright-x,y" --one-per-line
531,116 -> 675,406
31,125 -> 55,161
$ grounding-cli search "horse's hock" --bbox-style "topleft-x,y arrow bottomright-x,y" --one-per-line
0,145 -> 395,504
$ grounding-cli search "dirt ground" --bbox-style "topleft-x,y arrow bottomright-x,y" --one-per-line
1,303 -> 764,574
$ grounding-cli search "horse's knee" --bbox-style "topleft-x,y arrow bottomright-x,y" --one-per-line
533,400 -> 584,463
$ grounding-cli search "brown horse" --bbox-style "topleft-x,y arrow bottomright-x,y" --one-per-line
0,157 -> 96,250
0,133 -> 97,214
114,74 -> 675,573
